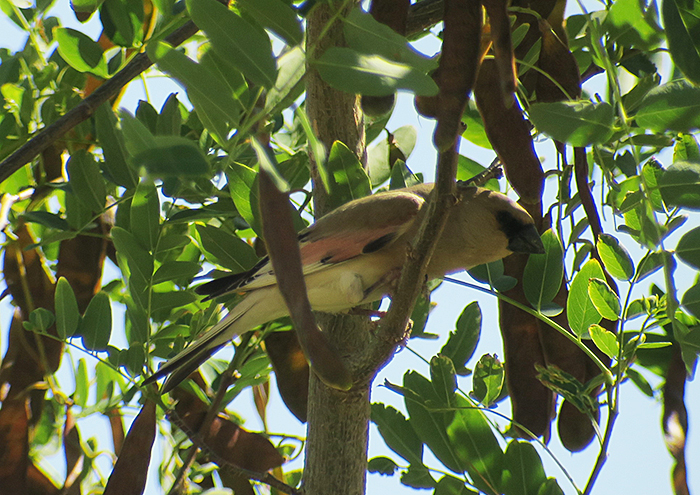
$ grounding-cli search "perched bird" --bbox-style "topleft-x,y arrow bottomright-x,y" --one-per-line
145,182 -> 544,392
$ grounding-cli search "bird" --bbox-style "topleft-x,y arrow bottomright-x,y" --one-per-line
144,182 -> 544,392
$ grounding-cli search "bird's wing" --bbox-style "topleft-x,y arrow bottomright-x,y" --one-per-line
195,188 -> 429,300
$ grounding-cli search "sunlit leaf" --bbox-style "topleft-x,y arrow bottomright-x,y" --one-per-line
186,0 -> 277,88
663,0 -> 700,84
589,323 -> 619,359
529,101 -> 614,146
658,161 -> 700,209
587,278 -> 621,321
237,0 -> 302,46
54,27 -> 109,77
326,140 -> 371,208
635,80 -> 700,132
314,47 -> 439,97
567,259 -> 604,336
597,234 -> 634,281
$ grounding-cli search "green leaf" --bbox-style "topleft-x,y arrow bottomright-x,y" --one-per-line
589,324 -> 619,359
682,281 -> 700,318
371,403 -> 423,465
237,0 -> 302,46
468,260 -> 517,292
186,0 -> 277,88
674,133 -> 700,162
153,261 -> 201,285
523,229 -> 563,313
227,160 -> 261,235
367,456 -> 398,475
22,211 -> 71,231
27,308 -> 55,333
326,140 -> 371,208
587,278 -> 621,321
119,110 -> 156,156
658,161 -> 700,209
367,137 -> 391,186
74,358 -> 89,408
147,41 -> 241,143
677,226 -> 700,269
597,233 -> 634,280
131,136 -> 210,177
663,0 -> 700,84
67,149 -> 106,214
251,137 -> 289,192
265,45 -> 306,112
151,291 -> 197,316
94,103 -> 137,188
79,292 -> 112,351
435,475 -> 476,495
529,101 -> 614,146
457,155 -> 499,191
196,224 -> 258,272
567,259 -> 605,336
111,226 -> 154,298
130,180 -> 160,252
343,8 -> 437,73
446,395 -> 504,495
603,0 -> 662,50
472,354 -> 504,407
537,479 -> 565,495
440,302 -> 481,372
71,0 -> 106,19
100,0 -> 144,47
314,47 -> 439,97
55,277 -> 80,339
390,160 -> 421,190
403,371 -> 462,473
54,27 -> 109,77
430,355 -> 457,407
401,464 -> 437,489
635,80 -> 700,132
295,107 -> 329,191
156,93 -> 183,136
503,440 -> 546,495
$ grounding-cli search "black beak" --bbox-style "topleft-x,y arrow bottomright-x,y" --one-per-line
508,224 -> 545,254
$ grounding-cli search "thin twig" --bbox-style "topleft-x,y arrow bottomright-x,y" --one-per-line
167,361 -> 237,495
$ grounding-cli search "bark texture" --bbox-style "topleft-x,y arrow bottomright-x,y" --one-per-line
303,2 -> 371,494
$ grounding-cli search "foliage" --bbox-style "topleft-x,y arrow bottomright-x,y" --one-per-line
0,0 -> 698,494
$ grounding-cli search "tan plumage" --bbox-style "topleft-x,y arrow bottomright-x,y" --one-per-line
145,182 -> 544,392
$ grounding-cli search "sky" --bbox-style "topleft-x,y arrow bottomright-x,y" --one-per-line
0,1 -> 698,495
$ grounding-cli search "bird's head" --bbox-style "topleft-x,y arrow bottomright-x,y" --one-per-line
434,186 -> 545,275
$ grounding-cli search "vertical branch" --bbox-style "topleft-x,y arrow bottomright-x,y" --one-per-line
303,2 -> 370,495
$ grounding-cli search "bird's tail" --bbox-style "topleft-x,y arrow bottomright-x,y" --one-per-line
142,287 -> 285,393
142,310 -> 243,393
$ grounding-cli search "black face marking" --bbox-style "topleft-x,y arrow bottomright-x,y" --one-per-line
362,232 -> 397,254
320,255 -> 334,264
496,210 -> 528,239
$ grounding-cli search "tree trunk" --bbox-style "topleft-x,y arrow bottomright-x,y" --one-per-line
303,2 -> 372,494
